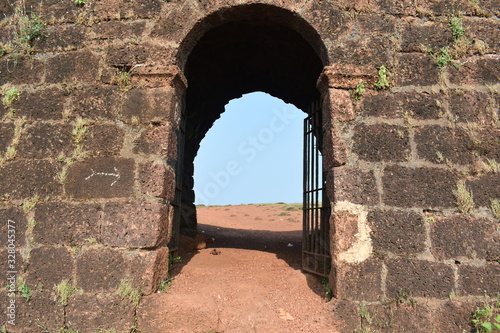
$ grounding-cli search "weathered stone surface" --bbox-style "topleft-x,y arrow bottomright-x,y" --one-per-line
13,291 -> 64,332
84,124 -> 125,156
122,87 -> 177,124
90,20 -> 146,40
327,88 -> 355,122
17,123 -> 73,159
127,246 -> 170,295
400,17 -> 453,52
458,263 -> 500,296
383,166 -> 457,208
358,91 -> 399,118
394,53 -> 439,87
65,157 -> 135,199
0,207 -> 27,248
45,51 -> 100,84
37,24 -> 86,51
398,91 -> 443,120
0,160 -> 62,199
139,161 -> 176,200
330,299 -> 361,333
322,128 -> 347,169
102,200 -> 168,248
133,124 -> 177,162
91,0 -> 163,20
467,174 -> 500,208
415,126 -> 475,165
431,215 -> 500,261
449,56 -> 500,85
366,303 -> 433,333
26,246 -> 74,287
353,123 -> 410,162
376,0 -> 417,15
465,17 -> 500,53
25,0 -> 79,23
66,294 -> 135,333
0,57 -> 44,86
332,259 -> 383,302
368,209 -> 426,256
76,247 -> 127,293
386,259 -> 454,298
449,90 -> 493,123
328,167 -> 378,206
332,210 -> 358,254
0,122 -> 14,152
151,2 -> 203,43
330,35 -> 391,67
433,301 -> 478,333
70,85 -> 122,120
13,87 -> 67,120
34,202 -> 101,246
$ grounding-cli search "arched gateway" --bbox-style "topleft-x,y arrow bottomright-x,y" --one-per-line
0,0 -> 498,331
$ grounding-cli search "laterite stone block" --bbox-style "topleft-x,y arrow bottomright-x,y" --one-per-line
0,160 -> 62,199
133,125 -> 178,162
84,124 -> 125,156
332,259 -> 383,302
102,200 -> 169,248
353,123 -> 410,162
394,53 -> 439,87
0,122 -> 14,152
71,86 -> 122,120
26,246 -> 74,287
383,166 -> 456,209
139,161 -> 176,200
431,215 -> 499,261
34,202 -> 101,246
368,209 -> 426,256
386,259 -> 454,298
414,126 -> 475,165
65,157 -> 135,199
433,301 -> 478,333
400,17 -> 453,52
17,123 -> 73,159
458,263 -> 500,296
467,174 -> 500,208
13,87 -> 68,120
13,291 -> 64,332
76,247 -> 127,293
66,294 -> 135,333
45,51 -> 100,84
328,167 -> 378,206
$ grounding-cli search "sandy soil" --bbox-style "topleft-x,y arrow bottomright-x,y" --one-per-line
137,204 -> 337,333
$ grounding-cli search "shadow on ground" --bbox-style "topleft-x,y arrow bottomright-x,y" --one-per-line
170,223 -> 328,298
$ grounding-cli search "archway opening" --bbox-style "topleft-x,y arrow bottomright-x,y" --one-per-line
177,4 -> 326,236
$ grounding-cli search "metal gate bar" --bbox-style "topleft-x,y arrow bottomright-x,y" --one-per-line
302,100 -> 331,277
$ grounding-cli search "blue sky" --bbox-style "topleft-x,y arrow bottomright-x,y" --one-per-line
193,92 -> 305,206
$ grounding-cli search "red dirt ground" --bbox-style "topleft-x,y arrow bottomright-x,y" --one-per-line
137,203 -> 338,333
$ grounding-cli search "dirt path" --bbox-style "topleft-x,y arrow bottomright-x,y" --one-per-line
137,204 -> 337,333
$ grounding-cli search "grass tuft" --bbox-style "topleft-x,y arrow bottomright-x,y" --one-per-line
453,180 -> 475,214
117,278 -> 142,307
54,279 -> 82,306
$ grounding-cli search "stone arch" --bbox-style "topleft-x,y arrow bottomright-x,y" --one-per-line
173,3 -> 329,231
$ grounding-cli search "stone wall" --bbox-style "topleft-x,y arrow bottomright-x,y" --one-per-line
0,0 -> 498,332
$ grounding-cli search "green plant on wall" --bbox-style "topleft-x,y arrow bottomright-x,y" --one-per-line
472,302 -> 500,332
374,65 -> 390,90
352,81 -> 366,101
2,87 -> 20,107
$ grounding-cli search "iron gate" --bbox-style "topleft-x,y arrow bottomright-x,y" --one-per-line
302,100 -> 331,277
